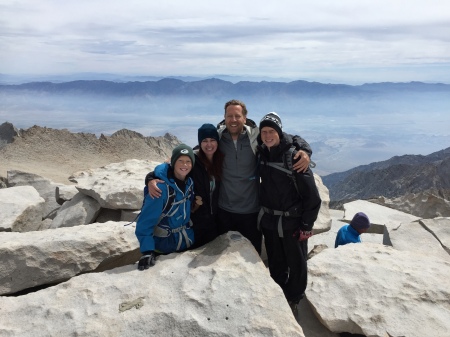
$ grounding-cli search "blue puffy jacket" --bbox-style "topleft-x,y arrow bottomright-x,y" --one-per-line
335,224 -> 361,248
135,163 -> 194,254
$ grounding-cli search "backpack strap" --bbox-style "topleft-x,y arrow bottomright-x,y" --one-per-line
124,184 -> 186,226
257,205 -> 302,237
159,182 -> 193,220
263,160 -> 301,195
153,183 -> 194,250
261,145 -> 315,196
158,185 -> 177,222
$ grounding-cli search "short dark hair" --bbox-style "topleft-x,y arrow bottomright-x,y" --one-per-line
224,99 -> 248,117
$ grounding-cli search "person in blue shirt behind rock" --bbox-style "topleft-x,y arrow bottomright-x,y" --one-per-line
135,144 -> 195,270
335,212 -> 371,248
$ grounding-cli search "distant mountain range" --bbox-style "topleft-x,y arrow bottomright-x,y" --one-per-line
1,79 -> 449,98
322,147 -> 450,207
2,78 -> 450,178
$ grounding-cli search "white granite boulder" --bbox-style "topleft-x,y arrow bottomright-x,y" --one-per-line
69,159 -> 159,209
387,220 -> 450,261
50,192 -> 101,228
0,232 -> 304,337
313,174 -> 332,234
0,221 -> 140,295
0,185 -> 45,232
7,170 -> 64,219
306,243 -> 450,337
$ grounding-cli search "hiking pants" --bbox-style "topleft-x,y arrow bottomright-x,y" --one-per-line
262,226 -> 308,303
217,208 -> 262,254
192,223 -> 219,249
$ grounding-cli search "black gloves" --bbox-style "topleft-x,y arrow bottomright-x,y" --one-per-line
137,251 -> 156,270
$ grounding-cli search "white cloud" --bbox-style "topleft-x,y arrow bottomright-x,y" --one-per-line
1,0 -> 450,83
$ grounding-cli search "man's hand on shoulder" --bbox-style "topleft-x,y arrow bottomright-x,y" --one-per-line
148,179 -> 164,198
293,150 -> 310,173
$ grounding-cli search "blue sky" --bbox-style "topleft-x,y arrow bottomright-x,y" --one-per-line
1,0 -> 450,84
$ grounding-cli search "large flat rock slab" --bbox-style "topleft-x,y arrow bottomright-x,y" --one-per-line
307,243 -> 450,337
0,221 -> 140,295
343,200 -> 421,232
420,217 -> 450,255
0,232 -> 304,337
388,220 -> 449,261
70,159 -> 159,209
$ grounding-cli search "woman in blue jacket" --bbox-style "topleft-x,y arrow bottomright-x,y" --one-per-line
135,144 -> 195,270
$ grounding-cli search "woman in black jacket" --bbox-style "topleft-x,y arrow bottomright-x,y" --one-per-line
190,123 -> 224,248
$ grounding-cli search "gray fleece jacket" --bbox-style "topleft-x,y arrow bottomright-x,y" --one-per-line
217,119 -> 260,214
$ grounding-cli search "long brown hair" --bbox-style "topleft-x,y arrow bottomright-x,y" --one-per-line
198,146 -> 224,181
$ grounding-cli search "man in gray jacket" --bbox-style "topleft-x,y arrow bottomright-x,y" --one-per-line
216,99 -> 311,254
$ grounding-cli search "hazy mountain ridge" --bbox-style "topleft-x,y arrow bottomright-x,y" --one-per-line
1,79 -> 449,177
323,147 -> 450,206
1,79 -> 449,98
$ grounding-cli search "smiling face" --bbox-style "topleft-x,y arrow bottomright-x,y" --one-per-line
260,126 -> 280,148
200,138 -> 218,160
224,104 -> 246,139
173,155 -> 192,180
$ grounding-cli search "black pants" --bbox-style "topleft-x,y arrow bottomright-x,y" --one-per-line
192,225 -> 219,249
217,208 -> 262,254
262,226 -> 308,303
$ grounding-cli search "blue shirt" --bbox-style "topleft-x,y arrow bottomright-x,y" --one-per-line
335,224 -> 361,248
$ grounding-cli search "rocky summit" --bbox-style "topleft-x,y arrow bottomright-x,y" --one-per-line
0,123 -> 449,336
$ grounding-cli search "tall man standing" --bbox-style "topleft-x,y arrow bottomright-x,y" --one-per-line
216,99 -> 312,254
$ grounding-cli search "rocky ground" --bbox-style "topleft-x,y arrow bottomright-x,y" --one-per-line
0,127 -> 448,337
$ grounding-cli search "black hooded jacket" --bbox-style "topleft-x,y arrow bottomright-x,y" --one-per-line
257,133 -> 321,231
189,152 -> 220,229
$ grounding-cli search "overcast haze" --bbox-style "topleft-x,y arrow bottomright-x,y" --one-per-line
1,0 -> 450,84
